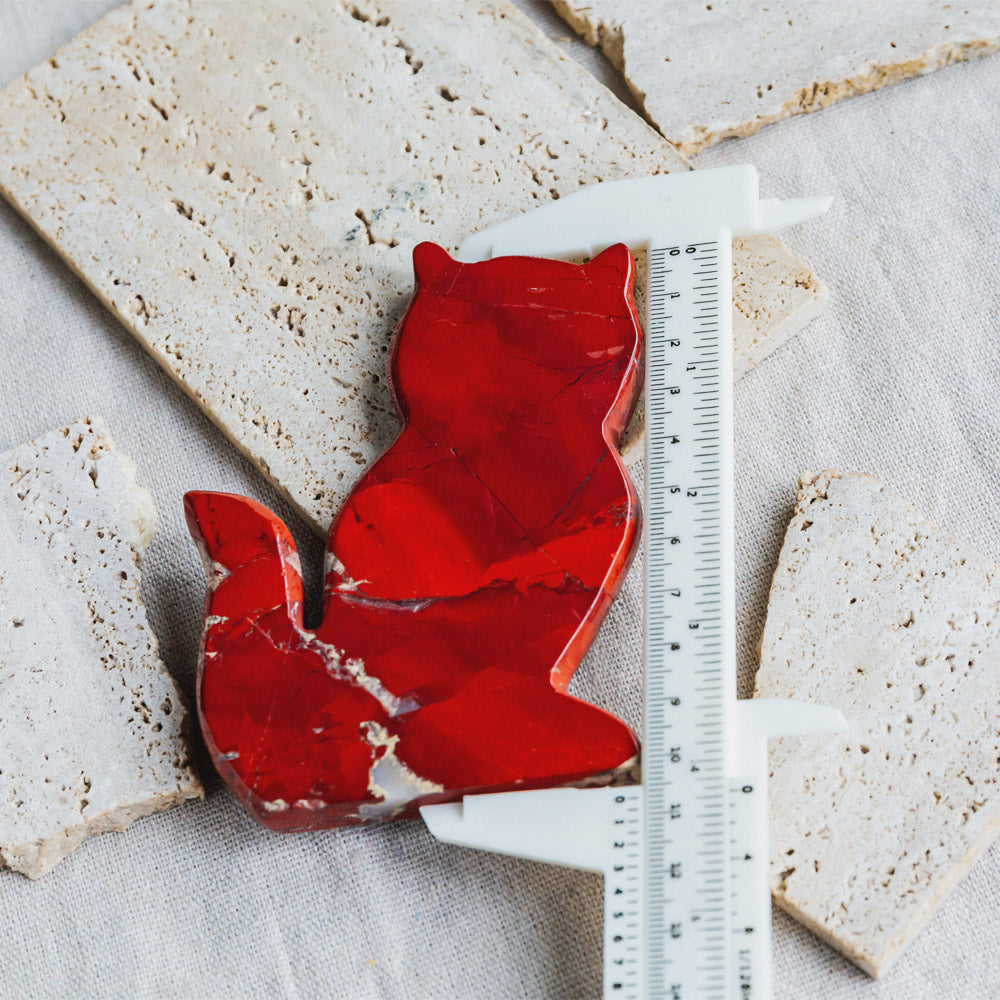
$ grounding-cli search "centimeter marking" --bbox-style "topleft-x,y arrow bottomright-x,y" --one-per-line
641,239 -> 734,1000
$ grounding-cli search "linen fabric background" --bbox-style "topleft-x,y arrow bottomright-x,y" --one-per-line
0,3 -> 998,998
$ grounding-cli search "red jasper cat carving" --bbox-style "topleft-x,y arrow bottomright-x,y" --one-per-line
185,242 -> 642,830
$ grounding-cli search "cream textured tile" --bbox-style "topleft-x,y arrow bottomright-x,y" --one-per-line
554,1 -> 1000,154
0,418 -> 202,879
756,471 -> 1000,977
0,0 -> 824,530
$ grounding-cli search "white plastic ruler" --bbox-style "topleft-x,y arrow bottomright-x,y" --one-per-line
421,165 -> 846,1000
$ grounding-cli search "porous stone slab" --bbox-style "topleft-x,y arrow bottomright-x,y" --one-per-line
756,471 -> 1000,977
0,0 -> 825,531
554,1 -> 1000,153
0,418 -> 202,879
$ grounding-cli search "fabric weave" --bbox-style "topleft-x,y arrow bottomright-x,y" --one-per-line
0,2 -> 997,998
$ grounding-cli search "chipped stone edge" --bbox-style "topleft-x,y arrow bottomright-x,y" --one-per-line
551,1 -> 629,93
1,789 -> 201,881
552,2 -> 1000,154
675,37 -> 1000,154
0,417 -> 204,879
756,468 -> 1000,977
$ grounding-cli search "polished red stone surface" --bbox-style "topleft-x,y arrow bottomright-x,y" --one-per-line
185,242 -> 642,830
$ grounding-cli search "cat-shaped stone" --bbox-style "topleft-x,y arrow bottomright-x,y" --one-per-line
185,242 -> 641,829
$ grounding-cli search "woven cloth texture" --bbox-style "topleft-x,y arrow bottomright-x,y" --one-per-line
0,2 -> 998,998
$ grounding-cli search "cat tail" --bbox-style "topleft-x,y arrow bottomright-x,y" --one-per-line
183,491 -> 306,638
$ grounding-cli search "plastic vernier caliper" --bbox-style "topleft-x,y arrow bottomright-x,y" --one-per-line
420,165 -> 847,1000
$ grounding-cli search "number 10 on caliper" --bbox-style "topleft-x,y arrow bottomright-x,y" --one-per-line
422,165 -> 847,1000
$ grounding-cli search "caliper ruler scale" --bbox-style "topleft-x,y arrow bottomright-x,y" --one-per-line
645,235 -> 735,1000
421,166 -> 846,1000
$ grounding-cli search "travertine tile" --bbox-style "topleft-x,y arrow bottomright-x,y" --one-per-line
757,471 -> 1000,976
0,418 -> 201,878
0,0 -> 825,530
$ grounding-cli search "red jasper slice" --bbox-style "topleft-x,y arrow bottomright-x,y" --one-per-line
185,242 -> 642,830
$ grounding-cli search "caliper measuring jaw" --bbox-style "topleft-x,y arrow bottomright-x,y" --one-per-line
421,165 -> 846,1000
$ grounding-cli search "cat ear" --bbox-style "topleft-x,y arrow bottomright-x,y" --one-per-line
413,242 -> 459,285
586,243 -> 634,282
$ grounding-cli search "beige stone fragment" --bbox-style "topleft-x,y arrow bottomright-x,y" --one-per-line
554,1 -> 1000,154
0,0 -> 824,532
0,418 -> 202,879
755,471 -> 1000,977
